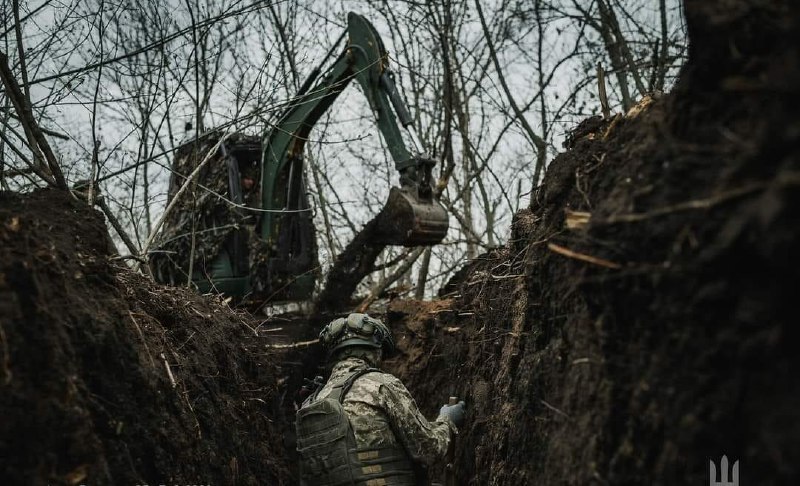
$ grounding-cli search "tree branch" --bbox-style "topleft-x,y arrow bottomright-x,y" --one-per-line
475,0 -> 547,182
0,50 -> 66,189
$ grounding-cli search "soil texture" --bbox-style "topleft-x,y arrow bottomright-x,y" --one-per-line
0,190 -> 292,485
381,1 -> 800,484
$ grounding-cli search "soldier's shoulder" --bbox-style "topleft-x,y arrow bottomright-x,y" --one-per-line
343,369 -> 384,401
360,370 -> 412,399
354,368 -> 393,384
350,369 -> 404,393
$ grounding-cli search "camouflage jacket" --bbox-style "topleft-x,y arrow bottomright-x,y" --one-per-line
316,357 -> 455,468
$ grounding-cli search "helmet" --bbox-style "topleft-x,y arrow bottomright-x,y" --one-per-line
319,313 -> 395,357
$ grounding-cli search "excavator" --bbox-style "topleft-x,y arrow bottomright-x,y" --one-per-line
150,12 -> 448,302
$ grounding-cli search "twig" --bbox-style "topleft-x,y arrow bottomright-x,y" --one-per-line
110,254 -> 147,262
88,1 -> 104,207
596,63 -> 611,118
95,197 -> 141,261
0,320 -> 12,385
601,0 -> 647,97
0,50 -> 67,189
489,273 -> 524,280
0,128 -> 36,171
12,0 -> 31,105
0,100 -> 55,186
370,249 -> 412,273
0,110 -> 69,139
0,1 -> 276,94
185,0 -> 201,288
186,202 -> 197,287
88,141 -> 100,206
565,209 -> 591,230
597,179 -> 800,225
0,0 -> 53,37
160,352 -> 177,388
474,0 -> 547,182
415,247 -> 432,300
540,399 -> 571,419
0,94 -> 10,189
547,242 -> 622,269
264,339 -> 317,349
175,331 -> 196,351
128,312 -> 155,368
181,385 -> 202,439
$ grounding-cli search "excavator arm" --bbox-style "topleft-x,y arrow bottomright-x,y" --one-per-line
151,12 -> 447,304
260,12 -> 449,253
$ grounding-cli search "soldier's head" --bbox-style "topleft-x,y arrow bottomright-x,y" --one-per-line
319,313 -> 395,367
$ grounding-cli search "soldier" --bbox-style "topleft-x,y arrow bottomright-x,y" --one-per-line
296,313 -> 466,486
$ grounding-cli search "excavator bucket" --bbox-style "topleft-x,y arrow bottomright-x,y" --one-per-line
374,187 -> 449,246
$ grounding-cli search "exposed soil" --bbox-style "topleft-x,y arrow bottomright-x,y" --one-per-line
2,0 -> 799,485
0,190 -> 292,485
380,1 -> 800,484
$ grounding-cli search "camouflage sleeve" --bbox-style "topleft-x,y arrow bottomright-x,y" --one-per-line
378,374 -> 455,467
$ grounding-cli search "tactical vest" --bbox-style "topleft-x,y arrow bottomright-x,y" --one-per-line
296,368 -> 417,486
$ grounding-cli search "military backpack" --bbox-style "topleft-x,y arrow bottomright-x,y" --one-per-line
296,368 -> 416,486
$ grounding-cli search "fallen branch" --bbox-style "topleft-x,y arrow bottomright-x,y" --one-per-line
264,339 -> 318,350
160,352 -> 177,388
547,242 -> 622,269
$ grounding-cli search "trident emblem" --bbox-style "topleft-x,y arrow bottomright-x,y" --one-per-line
709,455 -> 739,486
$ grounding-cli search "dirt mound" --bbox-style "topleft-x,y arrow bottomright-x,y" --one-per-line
0,190 -> 291,485
381,1 -> 800,484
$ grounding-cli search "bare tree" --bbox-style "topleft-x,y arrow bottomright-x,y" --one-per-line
0,0 -> 688,306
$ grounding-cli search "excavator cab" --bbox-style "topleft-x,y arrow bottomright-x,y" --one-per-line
150,12 -> 447,302
149,133 -> 318,302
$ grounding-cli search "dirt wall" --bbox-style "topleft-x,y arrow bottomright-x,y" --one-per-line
0,190 -> 292,485
382,0 -> 800,484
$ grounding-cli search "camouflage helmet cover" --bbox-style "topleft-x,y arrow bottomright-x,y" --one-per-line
319,313 -> 395,357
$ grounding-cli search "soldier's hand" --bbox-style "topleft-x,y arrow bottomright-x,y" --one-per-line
438,400 -> 466,427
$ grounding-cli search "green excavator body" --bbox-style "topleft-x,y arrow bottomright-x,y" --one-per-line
150,12 -> 448,303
